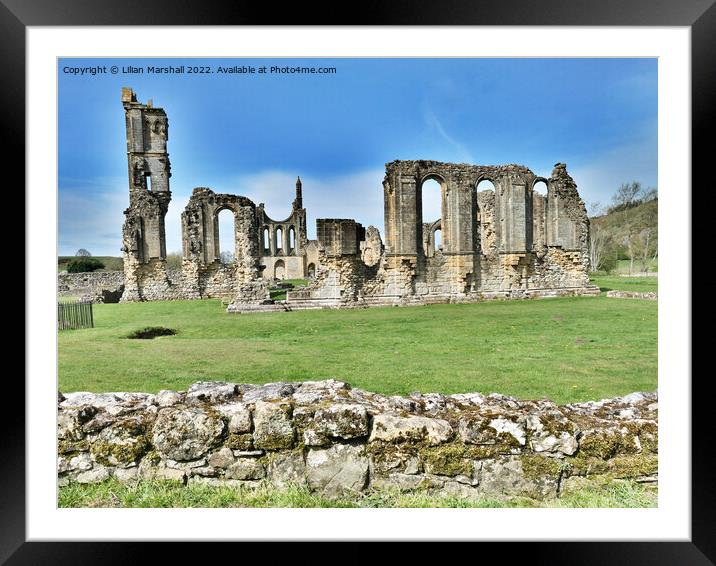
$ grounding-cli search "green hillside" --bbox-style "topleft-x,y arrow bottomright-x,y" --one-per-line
590,198 -> 658,274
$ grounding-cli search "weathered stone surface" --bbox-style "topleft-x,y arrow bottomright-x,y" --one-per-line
478,456 -> 559,498
214,403 -> 252,433
369,414 -> 453,445
303,429 -> 330,447
90,417 -> 150,467
526,413 -> 578,455
242,382 -> 296,403
68,453 -> 93,472
76,466 -> 111,484
267,452 -> 307,488
306,444 -> 370,497
225,459 -> 265,481
207,447 -> 235,469
459,415 -> 526,446
114,467 -> 140,482
152,406 -> 225,461
57,380 -> 657,501
252,401 -> 295,450
156,390 -> 184,407
313,404 -> 369,439
186,382 -> 238,404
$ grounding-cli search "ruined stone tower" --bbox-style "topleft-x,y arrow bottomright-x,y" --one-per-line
120,88 -> 172,301
256,176 -> 316,280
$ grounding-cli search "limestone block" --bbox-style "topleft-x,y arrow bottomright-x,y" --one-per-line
312,404 -> 369,439
152,406 -> 225,461
306,444 -> 370,497
252,401 -> 295,450
369,414 -> 453,445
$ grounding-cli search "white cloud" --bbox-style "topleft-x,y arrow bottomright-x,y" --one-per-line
423,108 -> 474,164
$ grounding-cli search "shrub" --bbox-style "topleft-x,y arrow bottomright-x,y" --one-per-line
67,258 -> 105,273
598,255 -> 617,274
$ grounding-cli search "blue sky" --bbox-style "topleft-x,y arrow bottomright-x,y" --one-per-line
58,57 -> 657,257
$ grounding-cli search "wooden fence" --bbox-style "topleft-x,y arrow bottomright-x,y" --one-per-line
58,300 -> 94,330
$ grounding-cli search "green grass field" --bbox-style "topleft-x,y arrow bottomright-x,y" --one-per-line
589,274 -> 658,293
58,478 -> 656,508
58,294 -> 657,403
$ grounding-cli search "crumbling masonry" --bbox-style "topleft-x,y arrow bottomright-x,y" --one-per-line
119,89 -> 598,309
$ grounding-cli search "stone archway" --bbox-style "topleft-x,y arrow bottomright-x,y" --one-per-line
274,259 -> 286,280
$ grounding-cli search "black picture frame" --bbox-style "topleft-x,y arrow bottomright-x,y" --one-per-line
9,0 -> 707,561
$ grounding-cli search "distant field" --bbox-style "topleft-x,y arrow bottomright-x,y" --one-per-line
58,296 -> 657,404
58,256 -> 123,273
589,275 -> 658,293
614,258 -> 658,274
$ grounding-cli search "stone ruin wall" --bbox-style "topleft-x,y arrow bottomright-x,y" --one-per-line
58,271 -> 126,303
104,89 -> 598,310
58,380 -> 657,500
287,160 -> 597,309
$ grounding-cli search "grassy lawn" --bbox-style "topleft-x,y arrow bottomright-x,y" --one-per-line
270,279 -> 310,301
589,274 -> 658,293
58,296 -> 657,403
58,478 -> 657,508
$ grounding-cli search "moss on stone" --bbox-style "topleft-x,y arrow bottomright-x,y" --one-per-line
578,430 -> 638,459
565,452 -> 657,479
58,439 -> 89,455
607,454 -> 658,479
520,454 -> 564,482
90,435 -> 150,467
421,444 -> 473,477
227,433 -> 254,451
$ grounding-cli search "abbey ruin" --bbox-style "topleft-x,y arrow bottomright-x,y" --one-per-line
115,88 -> 598,311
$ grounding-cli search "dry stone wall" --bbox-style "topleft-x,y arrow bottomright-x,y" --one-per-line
58,271 -> 125,303
58,380 -> 657,500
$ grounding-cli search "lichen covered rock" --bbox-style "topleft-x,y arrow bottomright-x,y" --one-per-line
152,406 -> 225,461
57,379 -> 658,502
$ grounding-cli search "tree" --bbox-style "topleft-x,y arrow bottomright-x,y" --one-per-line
165,251 -> 183,270
612,181 -> 643,275
589,223 -> 610,272
67,258 -> 104,273
75,248 -> 92,257
588,201 -> 604,217
219,250 -> 235,266
633,200 -> 658,273
642,187 -> 658,202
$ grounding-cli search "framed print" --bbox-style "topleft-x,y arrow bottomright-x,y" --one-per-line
9,0 -> 710,562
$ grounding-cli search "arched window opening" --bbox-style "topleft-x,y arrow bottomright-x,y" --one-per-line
307,263 -> 316,278
274,259 -> 286,280
422,178 -> 442,225
476,179 -> 496,193
289,227 -> 296,251
145,173 -> 152,191
275,227 -> 283,252
434,228 -> 442,251
533,180 -> 548,198
217,209 -> 235,265
263,228 -> 270,254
